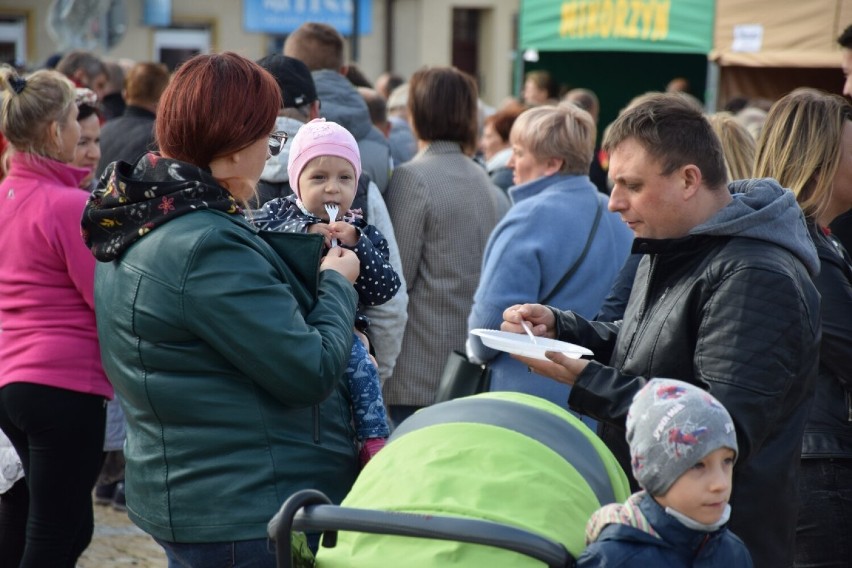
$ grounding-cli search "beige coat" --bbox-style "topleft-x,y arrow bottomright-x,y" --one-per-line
384,141 -> 510,406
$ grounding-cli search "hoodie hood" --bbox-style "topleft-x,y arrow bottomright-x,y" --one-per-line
261,116 -> 307,184
690,178 -> 820,276
311,70 -> 372,140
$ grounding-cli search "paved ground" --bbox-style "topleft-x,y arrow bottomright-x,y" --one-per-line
78,503 -> 167,568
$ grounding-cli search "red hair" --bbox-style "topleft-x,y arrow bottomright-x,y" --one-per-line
155,52 -> 281,168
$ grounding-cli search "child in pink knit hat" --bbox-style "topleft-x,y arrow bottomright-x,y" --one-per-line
252,118 -> 399,466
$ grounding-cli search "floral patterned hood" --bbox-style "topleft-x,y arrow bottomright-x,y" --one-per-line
81,153 -> 241,262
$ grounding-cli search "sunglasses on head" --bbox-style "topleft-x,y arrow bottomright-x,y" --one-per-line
268,131 -> 289,157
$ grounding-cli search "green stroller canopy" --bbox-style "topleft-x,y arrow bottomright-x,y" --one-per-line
316,392 -> 630,566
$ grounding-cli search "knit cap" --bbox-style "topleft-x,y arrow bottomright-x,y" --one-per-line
287,118 -> 361,198
626,378 -> 738,496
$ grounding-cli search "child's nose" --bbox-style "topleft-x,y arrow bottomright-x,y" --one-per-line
708,467 -> 731,492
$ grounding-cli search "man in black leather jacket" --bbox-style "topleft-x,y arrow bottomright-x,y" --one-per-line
503,93 -> 820,568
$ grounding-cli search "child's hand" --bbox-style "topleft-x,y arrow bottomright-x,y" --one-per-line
307,222 -> 333,247
328,221 -> 358,247
320,247 -> 359,283
359,438 -> 386,468
354,329 -> 379,368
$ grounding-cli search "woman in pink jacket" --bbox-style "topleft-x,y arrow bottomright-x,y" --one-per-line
0,65 -> 111,567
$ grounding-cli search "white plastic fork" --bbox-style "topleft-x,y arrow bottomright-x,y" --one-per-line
324,203 -> 340,247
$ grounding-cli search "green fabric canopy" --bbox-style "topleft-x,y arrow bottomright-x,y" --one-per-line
316,392 -> 630,566
521,0 -> 715,54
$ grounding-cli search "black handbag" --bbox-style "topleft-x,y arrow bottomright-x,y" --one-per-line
433,350 -> 492,404
435,201 -> 603,405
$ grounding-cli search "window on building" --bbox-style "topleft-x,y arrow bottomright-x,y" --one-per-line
0,17 -> 27,68
153,26 -> 211,71
452,8 -> 480,83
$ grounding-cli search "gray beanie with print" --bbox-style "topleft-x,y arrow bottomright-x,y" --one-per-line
626,378 -> 738,496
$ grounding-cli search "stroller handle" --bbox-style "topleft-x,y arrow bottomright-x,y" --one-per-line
268,489 -> 574,568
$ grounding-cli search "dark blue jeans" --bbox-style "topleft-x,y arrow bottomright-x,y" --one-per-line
0,382 -> 106,568
153,537 -> 277,568
795,458 -> 852,567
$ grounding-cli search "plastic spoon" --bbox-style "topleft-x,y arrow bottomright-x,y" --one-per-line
520,319 -> 538,345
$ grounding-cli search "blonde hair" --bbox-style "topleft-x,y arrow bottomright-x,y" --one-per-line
708,112 -> 755,181
0,66 -> 76,158
754,88 -> 852,221
510,102 -> 595,175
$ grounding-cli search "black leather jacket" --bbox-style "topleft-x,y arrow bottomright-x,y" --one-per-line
556,217 -> 820,568
802,225 -> 852,459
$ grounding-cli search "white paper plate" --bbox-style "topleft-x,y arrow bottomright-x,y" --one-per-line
471,329 -> 594,361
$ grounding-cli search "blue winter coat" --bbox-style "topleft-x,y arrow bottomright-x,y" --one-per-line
577,492 -> 753,567
467,173 -> 632,410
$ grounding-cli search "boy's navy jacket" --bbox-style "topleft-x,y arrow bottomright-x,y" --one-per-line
577,492 -> 753,567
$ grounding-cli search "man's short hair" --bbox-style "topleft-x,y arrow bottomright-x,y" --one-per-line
357,87 -> 387,128
346,63 -> 372,88
125,62 -> 170,107
376,72 -> 404,99
838,24 -> 852,48
604,92 -> 727,190
103,61 -> 125,94
56,50 -> 107,83
563,88 -> 599,122
283,22 -> 344,71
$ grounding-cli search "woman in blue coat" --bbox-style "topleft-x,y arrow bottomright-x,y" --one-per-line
467,102 -> 632,415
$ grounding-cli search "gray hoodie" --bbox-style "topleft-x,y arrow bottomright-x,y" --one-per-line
259,115 -> 304,187
692,178 -> 820,276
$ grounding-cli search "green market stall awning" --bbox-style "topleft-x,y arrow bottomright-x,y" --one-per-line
520,0 -> 715,54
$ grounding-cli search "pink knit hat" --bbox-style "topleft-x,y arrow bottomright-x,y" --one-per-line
287,118 -> 362,197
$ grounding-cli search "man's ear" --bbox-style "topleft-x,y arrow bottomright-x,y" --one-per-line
681,164 -> 703,200
339,65 -> 349,76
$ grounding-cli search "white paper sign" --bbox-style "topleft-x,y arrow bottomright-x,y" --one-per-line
732,24 -> 764,53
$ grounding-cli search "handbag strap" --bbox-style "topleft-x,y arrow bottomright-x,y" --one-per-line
540,199 -> 604,305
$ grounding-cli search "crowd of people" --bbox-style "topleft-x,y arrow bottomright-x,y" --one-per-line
0,19 -> 849,568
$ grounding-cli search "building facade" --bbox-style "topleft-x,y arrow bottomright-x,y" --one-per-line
0,0 -> 520,108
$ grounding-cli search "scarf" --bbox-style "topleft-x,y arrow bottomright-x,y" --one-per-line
82,153 -> 242,261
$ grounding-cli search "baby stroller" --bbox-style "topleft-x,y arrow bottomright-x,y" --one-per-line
269,392 -> 630,567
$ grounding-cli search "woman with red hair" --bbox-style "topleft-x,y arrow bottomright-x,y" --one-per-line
81,52 -> 361,566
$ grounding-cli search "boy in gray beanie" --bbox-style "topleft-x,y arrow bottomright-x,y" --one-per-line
577,379 -> 753,567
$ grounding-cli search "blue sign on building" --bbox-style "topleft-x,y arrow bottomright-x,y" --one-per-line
244,0 -> 372,35
143,0 -> 172,27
